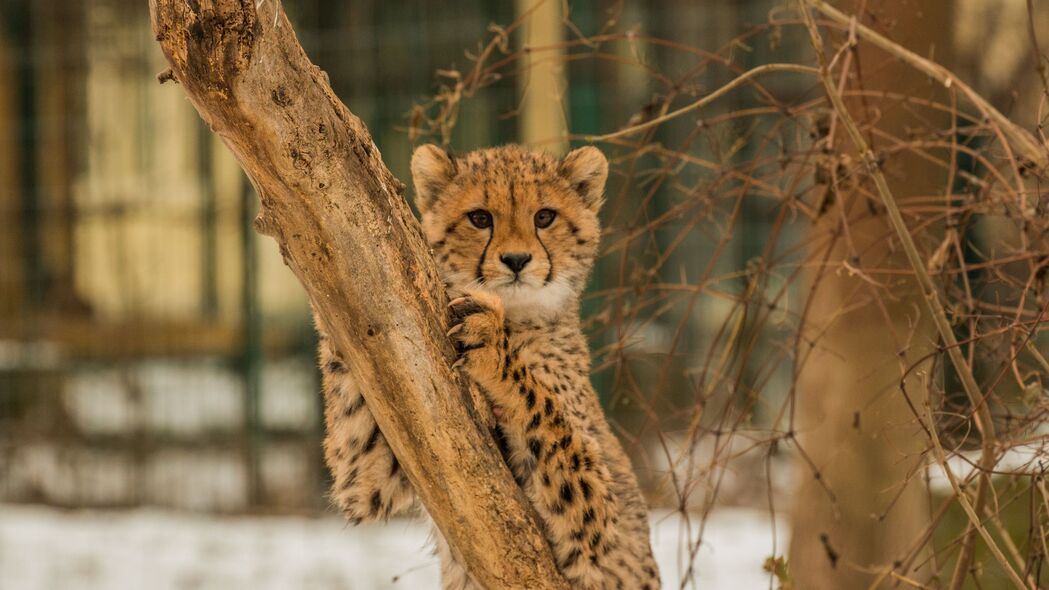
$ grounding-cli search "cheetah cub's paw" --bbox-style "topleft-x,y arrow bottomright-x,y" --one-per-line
448,289 -> 505,383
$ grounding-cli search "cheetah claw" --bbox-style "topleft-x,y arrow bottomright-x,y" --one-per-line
448,296 -> 489,321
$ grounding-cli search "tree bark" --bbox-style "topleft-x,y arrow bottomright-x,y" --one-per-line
147,1 -> 567,588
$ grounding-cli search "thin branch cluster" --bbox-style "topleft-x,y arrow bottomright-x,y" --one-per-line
410,2 -> 1049,587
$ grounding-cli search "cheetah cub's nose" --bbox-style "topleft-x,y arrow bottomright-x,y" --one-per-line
499,252 -> 532,274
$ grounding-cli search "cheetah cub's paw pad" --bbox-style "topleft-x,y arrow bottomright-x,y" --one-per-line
448,290 -> 505,372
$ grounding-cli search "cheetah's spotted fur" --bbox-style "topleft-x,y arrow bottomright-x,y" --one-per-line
317,144 -> 660,589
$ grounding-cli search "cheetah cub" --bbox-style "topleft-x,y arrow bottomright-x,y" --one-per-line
318,144 -> 660,589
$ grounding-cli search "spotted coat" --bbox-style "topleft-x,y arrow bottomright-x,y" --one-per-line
318,144 -> 660,589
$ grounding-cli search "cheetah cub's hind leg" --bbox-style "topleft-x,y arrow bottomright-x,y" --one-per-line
316,321 -> 416,524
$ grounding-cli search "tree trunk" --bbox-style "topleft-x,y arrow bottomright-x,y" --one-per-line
788,2 -> 954,588
147,1 -> 567,588
0,19 -> 24,317
514,0 -> 567,153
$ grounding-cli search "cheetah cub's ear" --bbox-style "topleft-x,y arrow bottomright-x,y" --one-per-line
560,146 -> 608,212
411,144 -> 458,213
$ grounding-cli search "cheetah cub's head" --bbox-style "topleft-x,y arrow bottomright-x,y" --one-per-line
411,144 -> 607,321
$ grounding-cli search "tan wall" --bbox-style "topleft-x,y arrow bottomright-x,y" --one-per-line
73,1 -> 307,323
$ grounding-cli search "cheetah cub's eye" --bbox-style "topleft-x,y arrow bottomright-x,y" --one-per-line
467,209 -> 493,229
534,208 -> 557,229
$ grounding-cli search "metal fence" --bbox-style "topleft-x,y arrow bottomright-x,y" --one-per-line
0,0 -> 528,514
0,0 -> 784,514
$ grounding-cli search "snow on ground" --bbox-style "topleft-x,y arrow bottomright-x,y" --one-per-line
0,504 -> 786,589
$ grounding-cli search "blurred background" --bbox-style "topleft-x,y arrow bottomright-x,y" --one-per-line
1,0 -> 1048,588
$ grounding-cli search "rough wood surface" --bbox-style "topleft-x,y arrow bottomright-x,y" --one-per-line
148,1 -> 568,587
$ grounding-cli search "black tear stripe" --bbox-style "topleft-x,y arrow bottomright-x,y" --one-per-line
509,182 -> 516,209
535,225 -> 554,284
472,183 -> 494,281
476,223 -> 494,282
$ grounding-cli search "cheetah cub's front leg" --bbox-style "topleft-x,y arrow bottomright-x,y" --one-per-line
449,291 -> 625,589
447,290 -> 507,378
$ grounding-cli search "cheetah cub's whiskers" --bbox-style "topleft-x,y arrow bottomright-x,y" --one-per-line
318,144 -> 661,590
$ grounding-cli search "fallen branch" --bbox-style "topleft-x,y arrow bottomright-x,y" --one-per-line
148,1 -> 567,587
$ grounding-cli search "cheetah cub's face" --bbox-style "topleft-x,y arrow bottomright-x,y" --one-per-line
411,144 -> 607,321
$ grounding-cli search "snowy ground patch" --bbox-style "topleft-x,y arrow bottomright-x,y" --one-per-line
0,504 -> 786,589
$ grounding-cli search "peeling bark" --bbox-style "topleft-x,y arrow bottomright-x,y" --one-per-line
148,1 -> 568,587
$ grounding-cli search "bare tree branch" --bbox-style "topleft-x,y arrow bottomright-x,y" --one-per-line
809,0 -> 1049,173
147,1 -> 568,587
